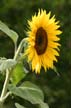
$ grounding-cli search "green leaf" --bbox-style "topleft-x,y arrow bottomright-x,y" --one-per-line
53,66 -> 60,76
0,20 -> 18,44
39,102 -> 49,108
0,57 -> 7,65
15,103 -> 26,108
0,59 -> 17,72
11,63 -> 26,85
8,81 -> 44,104
0,100 -> 15,108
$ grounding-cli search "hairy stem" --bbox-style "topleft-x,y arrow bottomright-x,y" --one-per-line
14,38 -> 26,60
1,69 -> 10,99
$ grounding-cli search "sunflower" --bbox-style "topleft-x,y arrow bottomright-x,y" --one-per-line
25,9 -> 62,74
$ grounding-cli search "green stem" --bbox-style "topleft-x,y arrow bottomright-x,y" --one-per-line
14,38 -> 26,60
14,42 -> 17,56
1,69 -> 10,99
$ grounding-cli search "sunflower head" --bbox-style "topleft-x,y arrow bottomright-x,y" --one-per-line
25,9 -> 62,74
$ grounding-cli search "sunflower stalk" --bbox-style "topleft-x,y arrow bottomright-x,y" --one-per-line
0,69 -> 10,99
14,38 -> 26,60
0,38 -> 26,103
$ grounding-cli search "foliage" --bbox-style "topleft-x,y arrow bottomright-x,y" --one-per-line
0,14 -> 49,108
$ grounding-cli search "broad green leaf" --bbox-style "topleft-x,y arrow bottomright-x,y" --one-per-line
0,57 -> 7,65
15,103 -> 26,108
39,102 -> 49,108
0,20 -> 18,44
0,59 -> 16,72
11,63 -> 26,85
8,81 -> 44,104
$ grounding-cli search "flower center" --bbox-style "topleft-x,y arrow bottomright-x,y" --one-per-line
35,27 -> 48,55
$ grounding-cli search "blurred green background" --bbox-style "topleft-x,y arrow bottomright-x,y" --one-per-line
0,0 -> 71,108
